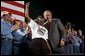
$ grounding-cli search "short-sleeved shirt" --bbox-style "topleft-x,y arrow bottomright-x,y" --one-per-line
28,19 -> 48,41
1,19 -> 13,39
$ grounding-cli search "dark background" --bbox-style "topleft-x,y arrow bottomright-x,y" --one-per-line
25,0 -> 84,33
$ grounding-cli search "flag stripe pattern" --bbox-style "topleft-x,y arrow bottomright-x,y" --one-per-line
1,1 -> 25,21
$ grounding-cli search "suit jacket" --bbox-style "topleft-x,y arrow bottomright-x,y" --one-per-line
44,18 -> 66,50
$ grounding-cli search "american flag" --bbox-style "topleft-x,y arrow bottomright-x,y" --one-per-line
1,1 -> 25,21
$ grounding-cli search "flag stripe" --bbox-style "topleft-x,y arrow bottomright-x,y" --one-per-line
14,1 -> 24,4
1,6 -> 24,17
1,1 -> 24,21
2,1 -> 24,8
1,1 -> 24,13
12,14 -> 25,22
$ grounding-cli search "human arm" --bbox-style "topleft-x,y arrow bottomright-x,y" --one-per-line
25,2 -> 31,23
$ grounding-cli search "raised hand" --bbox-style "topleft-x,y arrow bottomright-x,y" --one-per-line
25,2 -> 31,22
26,2 -> 30,7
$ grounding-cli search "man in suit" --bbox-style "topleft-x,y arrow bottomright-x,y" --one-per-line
43,10 -> 66,54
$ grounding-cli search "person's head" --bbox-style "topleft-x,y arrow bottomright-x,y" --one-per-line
35,15 -> 45,26
67,22 -> 71,26
67,21 -> 72,28
38,16 -> 45,25
66,29 -> 72,35
78,29 -> 82,36
13,19 -> 23,28
1,11 -> 13,22
73,30 -> 78,36
68,28 -> 72,32
43,10 -> 52,22
66,30 -> 70,36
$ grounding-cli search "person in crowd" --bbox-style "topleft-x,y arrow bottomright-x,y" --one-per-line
1,11 -> 14,55
64,28 -> 74,54
77,29 -> 84,53
25,2 -> 51,55
65,22 -> 72,29
72,30 -> 82,53
12,19 -> 31,55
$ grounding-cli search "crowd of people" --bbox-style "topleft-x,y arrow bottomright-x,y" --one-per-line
1,2 -> 84,55
64,22 -> 84,54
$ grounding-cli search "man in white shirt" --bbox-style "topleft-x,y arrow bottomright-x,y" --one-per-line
25,2 -> 51,55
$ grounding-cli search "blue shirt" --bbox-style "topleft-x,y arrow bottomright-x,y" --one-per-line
1,19 -> 13,39
73,36 -> 82,46
12,28 -> 26,42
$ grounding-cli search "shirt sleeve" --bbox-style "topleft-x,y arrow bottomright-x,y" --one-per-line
17,29 -> 25,36
28,19 -> 38,29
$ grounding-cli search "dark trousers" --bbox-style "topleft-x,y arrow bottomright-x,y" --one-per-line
29,38 -> 51,55
53,46 -> 65,54
80,43 -> 84,53
64,44 -> 73,54
47,40 -> 65,54
1,37 -> 13,55
73,46 -> 80,53
19,35 -> 32,55
13,42 -> 21,55
82,43 -> 84,53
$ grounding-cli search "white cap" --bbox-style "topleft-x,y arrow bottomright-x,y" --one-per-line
1,11 -> 11,17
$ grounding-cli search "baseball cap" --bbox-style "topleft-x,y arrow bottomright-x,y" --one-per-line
1,11 -> 11,17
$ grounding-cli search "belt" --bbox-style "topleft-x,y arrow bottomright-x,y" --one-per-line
1,36 -> 13,40
1,34 -> 13,39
